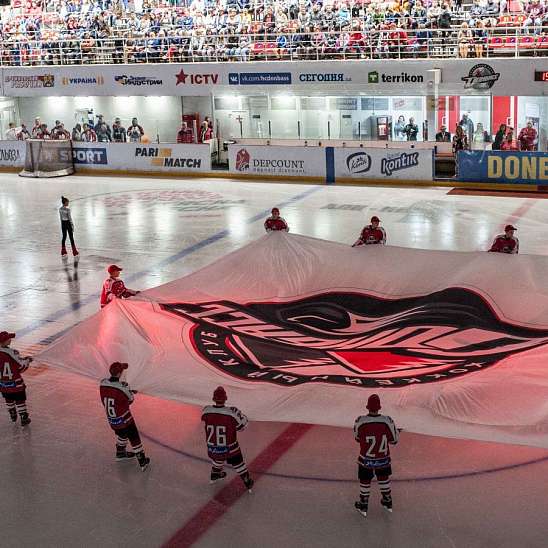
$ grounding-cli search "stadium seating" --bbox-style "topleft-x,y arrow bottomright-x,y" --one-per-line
0,0 -> 546,65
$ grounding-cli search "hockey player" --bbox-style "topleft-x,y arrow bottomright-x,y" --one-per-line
201,386 -> 254,491
489,225 -> 519,254
353,394 -> 399,517
264,207 -> 289,232
100,265 -> 140,308
352,216 -> 386,246
0,331 -> 32,426
99,362 -> 150,471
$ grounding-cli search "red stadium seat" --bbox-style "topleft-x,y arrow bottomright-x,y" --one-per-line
519,35 -> 535,49
489,36 -> 504,48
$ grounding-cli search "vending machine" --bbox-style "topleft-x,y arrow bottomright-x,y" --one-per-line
369,116 -> 392,141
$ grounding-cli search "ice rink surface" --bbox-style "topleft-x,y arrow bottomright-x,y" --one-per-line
1,174 -> 548,548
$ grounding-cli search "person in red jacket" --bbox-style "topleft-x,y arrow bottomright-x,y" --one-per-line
353,394 -> 399,517
264,207 -> 289,232
489,225 -> 519,254
99,362 -> 150,470
353,216 -> 386,246
201,386 -> 254,491
518,121 -> 537,151
0,331 -> 32,426
100,265 -> 140,308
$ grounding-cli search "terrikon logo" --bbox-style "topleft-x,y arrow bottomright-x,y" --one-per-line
346,152 -> 371,174
161,288 -> 548,389
462,64 -> 500,90
381,152 -> 419,176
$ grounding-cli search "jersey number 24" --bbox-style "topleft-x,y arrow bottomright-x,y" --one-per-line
2,362 -> 13,379
365,435 -> 389,457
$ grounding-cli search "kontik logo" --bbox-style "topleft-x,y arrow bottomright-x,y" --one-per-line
135,147 -> 202,169
381,151 -> 419,176
161,288 -> 548,388
346,152 -> 371,174
176,69 -> 219,86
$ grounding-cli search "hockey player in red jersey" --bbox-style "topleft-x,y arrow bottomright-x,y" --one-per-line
100,265 -> 140,308
264,207 -> 289,232
99,362 -> 150,471
0,331 -> 32,426
489,225 -> 519,254
352,216 -> 386,246
353,394 -> 399,517
201,386 -> 254,491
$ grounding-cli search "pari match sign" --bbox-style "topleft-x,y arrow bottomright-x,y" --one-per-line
57,142 -> 211,172
457,151 -> 548,185
334,148 -> 433,181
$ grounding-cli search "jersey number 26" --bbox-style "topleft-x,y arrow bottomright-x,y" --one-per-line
207,425 -> 227,446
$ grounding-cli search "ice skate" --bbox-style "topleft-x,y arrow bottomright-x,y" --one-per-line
61,245 -> 68,258
137,453 -> 150,472
20,413 -> 31,427
116,449 -> 136,461
243,476 -> 254,492
355,500 -> 368,517
8,409 -> 17,423
381,496 -> 393,513
210,470 -> 227,484
71,245 -> 79,257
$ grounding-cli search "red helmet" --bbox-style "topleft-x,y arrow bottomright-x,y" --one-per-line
271,207 -> 280,214
213,386 -> 227,404
109,362 -> 128,377
505,225 -> 517,232
371,216 -> 380,223
366,394 -> 381,413
0,331 -> 15,344
108,264 -> 123,275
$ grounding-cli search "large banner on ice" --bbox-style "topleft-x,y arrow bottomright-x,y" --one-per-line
333,147 -> 433,181
37,233 -> 548,448
457,150 -> 548,185
228,144 -> 326,178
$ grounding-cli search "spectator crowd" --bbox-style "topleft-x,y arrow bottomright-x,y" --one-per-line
0,0 -> 546,65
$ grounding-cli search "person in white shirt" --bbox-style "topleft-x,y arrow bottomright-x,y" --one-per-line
5,122 -> 19,140
59,196 -> 79,258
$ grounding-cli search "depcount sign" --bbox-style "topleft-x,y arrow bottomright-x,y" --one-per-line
228,144 -> 326,178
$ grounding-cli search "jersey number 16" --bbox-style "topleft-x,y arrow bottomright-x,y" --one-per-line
103,397 -> 116,418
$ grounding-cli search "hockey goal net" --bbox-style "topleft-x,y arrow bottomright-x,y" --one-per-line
19,140 -> 75,178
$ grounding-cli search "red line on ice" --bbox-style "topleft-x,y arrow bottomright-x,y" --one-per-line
161,423 -> 313,548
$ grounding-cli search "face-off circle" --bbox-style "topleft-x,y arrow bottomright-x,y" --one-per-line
161,288 -> 548,388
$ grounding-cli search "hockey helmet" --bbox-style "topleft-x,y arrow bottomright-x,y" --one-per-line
109,362 -> 128,377
366,394 -> 381,413
505,225 -> 517,232
0,331 -> 15,344
371,216 -> 380,223
213,386 -> 227,404
271,207 -> 280,214
108,264 -> 123,275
